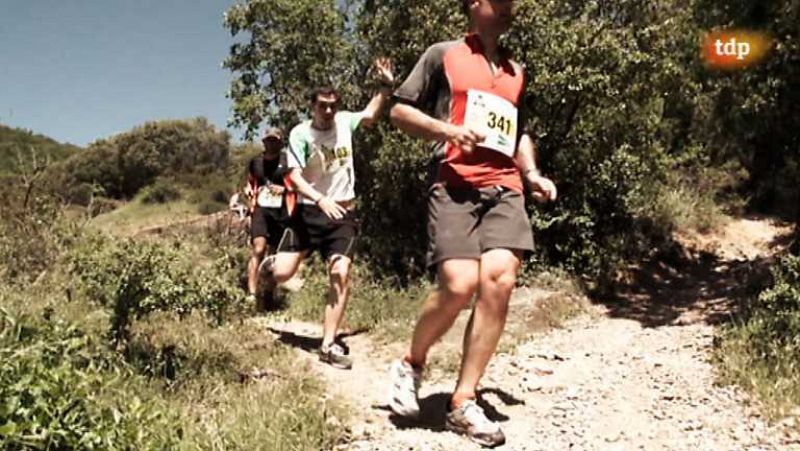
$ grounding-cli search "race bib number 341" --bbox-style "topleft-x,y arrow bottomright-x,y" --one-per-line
463,89 -> 518,157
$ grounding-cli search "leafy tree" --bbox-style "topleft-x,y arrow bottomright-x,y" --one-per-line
47,118 -> 231,201
223,0 -> 359,138
224,0 -> 795,280
0,125 -> 81,176
694,0 -> 799,221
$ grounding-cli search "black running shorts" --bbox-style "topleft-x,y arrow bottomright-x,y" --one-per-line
280,204 -> 359,261
250,206 -> 286,248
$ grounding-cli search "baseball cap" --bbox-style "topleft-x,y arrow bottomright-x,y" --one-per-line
262,127 -> 283,141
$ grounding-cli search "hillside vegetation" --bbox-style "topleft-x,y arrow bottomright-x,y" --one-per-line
1,0 -> 798,448
0,124 -> 81,176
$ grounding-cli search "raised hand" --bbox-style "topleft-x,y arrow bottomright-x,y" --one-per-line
372,57 -> 395,86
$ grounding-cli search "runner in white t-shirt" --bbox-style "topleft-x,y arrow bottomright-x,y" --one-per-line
267,58 -> 395,369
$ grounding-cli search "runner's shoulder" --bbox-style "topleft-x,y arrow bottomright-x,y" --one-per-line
289,120 -> 313,139
421,39 -> 463,61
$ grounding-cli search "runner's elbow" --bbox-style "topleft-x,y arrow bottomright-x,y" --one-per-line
360,115 -> 376,128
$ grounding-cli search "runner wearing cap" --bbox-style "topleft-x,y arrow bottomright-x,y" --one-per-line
244,127 -> 288,311
386,0 -> 557,447
264,58 -> 395,369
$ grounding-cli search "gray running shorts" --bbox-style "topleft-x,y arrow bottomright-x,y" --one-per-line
426,184 -> 534,268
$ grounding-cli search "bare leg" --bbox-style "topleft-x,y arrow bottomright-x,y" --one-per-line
452,248 -> 521,405
321,255 -> 351,347
247,237 -> 268,295
406,259 -> 480,366
270,251 -> 305,284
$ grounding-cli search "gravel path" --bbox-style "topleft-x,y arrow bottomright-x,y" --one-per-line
267,218 -> 799,450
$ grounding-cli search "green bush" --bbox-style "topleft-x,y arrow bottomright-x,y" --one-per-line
47,118 -> 231,201
0,309 -> 179,450
745,255 -> 800,362
140,181 -> 182,204
68,235 -> 244,342
0,183 -> 78,285
716,254 -> 800,418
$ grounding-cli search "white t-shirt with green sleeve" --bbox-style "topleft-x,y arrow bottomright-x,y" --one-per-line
287,111 -> 365,204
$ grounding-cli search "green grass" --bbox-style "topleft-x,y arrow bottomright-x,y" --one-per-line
0,272 -> 349,450
713,254 -> 800,425
89,198 -> 199,236
715,324 -> 800,421
275,256 -> 429,344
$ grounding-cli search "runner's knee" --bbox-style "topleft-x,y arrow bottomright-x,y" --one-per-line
252,246 -> 267,259
272,267 -> 292,283
440,277 -> 478,301
252,239 -> 267,257
328,255 -> 350,286
486,269 -> 516,295
271,260 -> 296,283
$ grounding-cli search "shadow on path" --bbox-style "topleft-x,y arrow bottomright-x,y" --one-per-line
384,387 -> 524,431
267,325 -> 367,353
594,229 -> 791,327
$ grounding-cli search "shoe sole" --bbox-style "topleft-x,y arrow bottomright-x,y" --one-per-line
444,421 -> 506,448
319,357 -> 352,370
388,396 -> 420,419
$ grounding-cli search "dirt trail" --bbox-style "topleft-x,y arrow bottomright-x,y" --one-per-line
264,217 -> 799,450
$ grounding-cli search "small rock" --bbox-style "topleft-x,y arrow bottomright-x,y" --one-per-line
604,432 -> 622,443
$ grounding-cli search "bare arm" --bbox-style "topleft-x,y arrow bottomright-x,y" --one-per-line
515,133 -> 540,176
359,87 -> 393,128
515,133 -> 557,202
287,168 -> 322,203
389,103 -> 485,152
389,103 -> 450,141
358,57 -> 395,128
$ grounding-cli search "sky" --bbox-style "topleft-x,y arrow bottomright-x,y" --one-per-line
0,0 -> 242,146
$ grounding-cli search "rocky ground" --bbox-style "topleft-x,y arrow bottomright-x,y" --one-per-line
263,217 -> 800,450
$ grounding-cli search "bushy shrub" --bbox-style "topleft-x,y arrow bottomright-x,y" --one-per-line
68,235 -> 244,342
0,184 -> 76,285
140,181 -> 182,205
0,309 -> 179,450
46,118 -> 231,201
716,254 -> 800,416
745,255 -> 800,363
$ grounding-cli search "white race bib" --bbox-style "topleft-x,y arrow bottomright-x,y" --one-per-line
257,186 -> 283,208
463,89 -> 518,157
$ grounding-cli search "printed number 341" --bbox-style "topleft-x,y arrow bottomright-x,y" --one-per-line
487,112 -> 512,135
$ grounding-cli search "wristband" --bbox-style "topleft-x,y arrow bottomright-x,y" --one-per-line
523,168 -> 540,178
379,80 -> 394,89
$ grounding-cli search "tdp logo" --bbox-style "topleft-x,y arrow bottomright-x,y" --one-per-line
715,38 -> 750,60
703,29 -> 772,70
